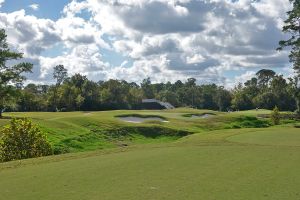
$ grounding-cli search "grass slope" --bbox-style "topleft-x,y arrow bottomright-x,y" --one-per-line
228,128 -> 300,146
0,108 -> 276,153
0,127 -> 300,200
0,109 -> 299,200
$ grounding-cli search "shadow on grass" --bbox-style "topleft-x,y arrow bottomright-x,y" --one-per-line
182,113 -> 216,118
53,124 -> 192,155
101,126 -> 191,139
226,116 -> 271,129
0,116 -> 14,120
115,114 -> 168,120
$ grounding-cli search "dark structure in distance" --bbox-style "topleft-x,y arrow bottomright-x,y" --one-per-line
142,99 -> 175,110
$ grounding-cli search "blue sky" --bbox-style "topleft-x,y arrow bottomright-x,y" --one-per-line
1,0 -> 69,19
0,0 -> 294,87
0,0 -> 130,66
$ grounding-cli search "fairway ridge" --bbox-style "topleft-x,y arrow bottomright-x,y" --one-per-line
228,128 -> 300,147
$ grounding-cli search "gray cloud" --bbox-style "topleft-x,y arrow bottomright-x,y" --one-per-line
167,53 -> 220,71
0,10 -> 61,55
113,1 -> 206,34
139,38 -> 181,56
0,0 -> 294,87
67,33 -> 95,44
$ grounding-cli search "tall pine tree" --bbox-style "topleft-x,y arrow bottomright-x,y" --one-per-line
278,0 -> 300,114
0,29 -> 33,117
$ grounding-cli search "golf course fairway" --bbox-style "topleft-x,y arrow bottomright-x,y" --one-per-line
1,125 -> 300,200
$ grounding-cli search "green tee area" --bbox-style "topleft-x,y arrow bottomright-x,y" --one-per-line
0,108 -> 300,200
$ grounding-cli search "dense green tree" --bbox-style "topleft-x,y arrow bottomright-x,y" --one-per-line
57,83 -> 78,110
52,65 -> 68,111
127,86 -> 143,109
55,74 -> 90,111
2,71 -> 298,113
270,75 -> 296,110
254,92 -> 277,110
200,84 -> 219,110
156,90 -> 180,107
81,80 -> 101,110
186,78 -> 196,87
216,87 -> 232,111
278,0 -> 300,113
4,69 -> 298,113
0,29 -> 32,117
231,84 -> 253,110
100,79 -> 130,109
287,77 -> 300,113
141,78 -> 155,99
256,69 -> 276,89
175,82 -> 201,108
278,0 -> 300,74
53,65 -> 68,86
243,77 -> 260,100
19,84 -> 49,111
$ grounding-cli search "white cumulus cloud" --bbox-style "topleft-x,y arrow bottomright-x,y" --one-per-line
0,0 -> 4,8
0,0 -> 294,86
29,4 -> 39,11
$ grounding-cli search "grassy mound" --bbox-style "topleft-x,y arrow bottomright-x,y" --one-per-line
226,116 -> 270,129
53,125 -> 191,154
228,128 -> 300,146
294,123 -> 300,128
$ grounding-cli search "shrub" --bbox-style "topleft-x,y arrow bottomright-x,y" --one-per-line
226,116 -> 270,129
271,106 -> 280,125
0,118 -> 53,162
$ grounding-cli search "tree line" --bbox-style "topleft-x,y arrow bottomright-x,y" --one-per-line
13,67 -> 299,113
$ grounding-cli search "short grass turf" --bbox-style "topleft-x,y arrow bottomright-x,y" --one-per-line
1,126 -> 300,200
228,128 -> 300,146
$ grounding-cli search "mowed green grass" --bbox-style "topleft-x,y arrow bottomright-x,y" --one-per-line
228,128 -> 300,146
0,109 -> 300,199
0,128 -> 300,200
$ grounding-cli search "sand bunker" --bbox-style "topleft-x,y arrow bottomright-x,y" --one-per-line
190,114 -> 214,118
183,113 -> 215,119
118,116 -> 169,123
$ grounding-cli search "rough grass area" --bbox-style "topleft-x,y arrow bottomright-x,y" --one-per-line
225,116 -> 271,129
0,108 -> 297,154
52,125 -> 190,154
258,113 -> 299,120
